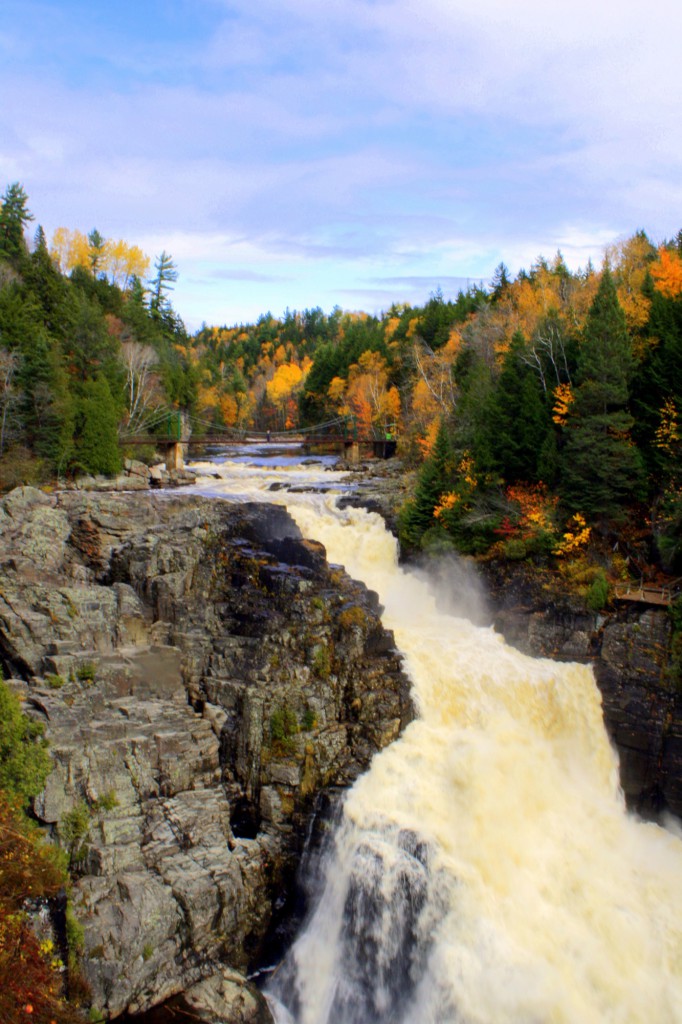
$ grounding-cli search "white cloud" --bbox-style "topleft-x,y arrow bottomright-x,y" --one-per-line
3,0 -> 682,322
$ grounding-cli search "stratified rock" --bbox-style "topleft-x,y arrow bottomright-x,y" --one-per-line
0,487 -> 413,1019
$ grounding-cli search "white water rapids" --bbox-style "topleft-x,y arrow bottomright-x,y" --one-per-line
192,452 -> 682,1024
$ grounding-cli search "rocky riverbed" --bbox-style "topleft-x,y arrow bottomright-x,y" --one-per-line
0,484 -> 412,1021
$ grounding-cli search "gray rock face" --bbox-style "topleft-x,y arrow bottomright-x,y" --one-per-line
0,486 -> 413,1019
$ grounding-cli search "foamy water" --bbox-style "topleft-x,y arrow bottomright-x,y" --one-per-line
192,456 -> 682,1024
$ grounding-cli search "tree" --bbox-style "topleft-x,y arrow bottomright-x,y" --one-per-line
75,376 -> 122,475
266,361 -> 305,428
399,419 -> 455,548
490,262 -> 511,302
88,228 -> 107,276
120,341 -> 162,434
0,349 -> 19,455
150,250 -> 178,317
0,182 -> 33,261
485,332 -> 552,483
560,269 -> 645,522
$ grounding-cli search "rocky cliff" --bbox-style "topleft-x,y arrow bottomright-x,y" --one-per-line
0,486 -> 413,1020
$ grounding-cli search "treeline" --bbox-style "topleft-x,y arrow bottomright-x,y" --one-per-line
1,182 -> 680,572
0,183 -> 196,487
195,238 -> 680,572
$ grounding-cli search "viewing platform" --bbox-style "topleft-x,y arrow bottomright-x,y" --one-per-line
613,578 -> 681,607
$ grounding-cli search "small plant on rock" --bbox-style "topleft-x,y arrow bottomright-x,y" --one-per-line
76,661 -> 97,684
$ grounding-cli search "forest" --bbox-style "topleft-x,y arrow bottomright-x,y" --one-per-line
0,181 -> 680,577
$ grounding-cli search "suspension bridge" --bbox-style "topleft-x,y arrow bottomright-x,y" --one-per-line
118,410 -> 397,469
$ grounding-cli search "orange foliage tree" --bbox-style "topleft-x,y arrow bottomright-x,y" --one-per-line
0,794 -> 76,1024
341,351 -> 400,438
651,247 -> 682,300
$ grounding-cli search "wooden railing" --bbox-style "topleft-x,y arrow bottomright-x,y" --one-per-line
613,578 -> 682,606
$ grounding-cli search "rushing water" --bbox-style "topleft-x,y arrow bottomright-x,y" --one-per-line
192,449 -> 682,1024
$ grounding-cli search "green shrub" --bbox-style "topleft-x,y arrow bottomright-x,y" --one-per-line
45,673 -> 66,689
586,569 -> 609,611
61,800 -> 91,863
76,661 -> 97,683
94,789 -> 119,812
0,679 -> 52,803
503,538 -> 528,561
142,942 -> 154,962
270,706 -> 298,743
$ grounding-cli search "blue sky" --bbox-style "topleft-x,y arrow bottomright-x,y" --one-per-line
2,0 -> 681,329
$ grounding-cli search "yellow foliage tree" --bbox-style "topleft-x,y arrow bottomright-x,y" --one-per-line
49,227 -> 89,273
50,228 -> 149,288
333,351 -> 401,438
606,234 -> 654,330
266,362 -> 305,427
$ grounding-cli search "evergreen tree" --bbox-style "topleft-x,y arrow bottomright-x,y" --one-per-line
150,250 -> 178,318
75,376 -> 122,475
485,332 -> 552,482
490,262 -> 511,302
0,182 -> 33,261
560,269 -> 645,522
88,228 -> 107,276
17,326 -> 75,471
25,225 -> 68,329
399,419 -> 454,548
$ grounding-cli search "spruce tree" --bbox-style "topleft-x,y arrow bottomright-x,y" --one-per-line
560,269 -> 644,522
486,332 -> 552,482
399,419 -> 454,548
75,376 -> 122,476
0,182 -> 33,262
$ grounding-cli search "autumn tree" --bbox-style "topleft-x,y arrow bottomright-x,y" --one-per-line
266,361 -> 305,428
0,680 -> 77,1024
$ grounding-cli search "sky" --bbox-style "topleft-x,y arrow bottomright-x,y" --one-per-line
2,0 -> 682,331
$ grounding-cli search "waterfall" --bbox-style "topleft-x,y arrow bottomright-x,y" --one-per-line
192,454 -> 682,1024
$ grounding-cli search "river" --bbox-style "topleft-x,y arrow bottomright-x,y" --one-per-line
189,446 -> 682,1024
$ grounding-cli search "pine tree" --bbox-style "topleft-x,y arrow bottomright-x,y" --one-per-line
150,250 -> 178,318
560,269 -> 645,522
0,182 -> 34,261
